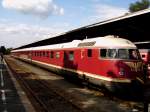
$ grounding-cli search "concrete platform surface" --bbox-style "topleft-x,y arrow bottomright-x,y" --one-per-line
0,60 -> 35,112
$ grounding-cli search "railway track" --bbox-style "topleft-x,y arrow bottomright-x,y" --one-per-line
5,57 -> 83,112
5,56 -> 144,112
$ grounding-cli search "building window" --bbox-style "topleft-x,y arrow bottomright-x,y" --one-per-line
50,51 -> 54,58
69,51 -> 74,61
56,52 -> 60,59
87,49 -> 92,57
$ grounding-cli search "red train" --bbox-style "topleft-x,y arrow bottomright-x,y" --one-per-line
11,35 -> 145,93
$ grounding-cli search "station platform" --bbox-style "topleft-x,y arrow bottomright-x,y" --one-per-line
2,56 -> 150,112
0,60 -> 35,112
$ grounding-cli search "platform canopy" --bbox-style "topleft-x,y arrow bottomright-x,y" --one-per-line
16,8 -> 150,49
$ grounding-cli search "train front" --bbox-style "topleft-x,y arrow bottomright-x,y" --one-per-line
102,48 -> 145,94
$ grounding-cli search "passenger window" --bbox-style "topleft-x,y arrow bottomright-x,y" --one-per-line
69,51 -> 74,61
43,52 -> 45,57
56,52 -> 60,59
118,49 -> 128,59
46,52 -> 49,57
87,49 -> 92,57
129,49 -> 140,60
50,51 -> 54,58
40,52 -> 42,57
64,52 -> 67,60
38,52 -> 40,56
31,52 -> 33,56
107,49 -> 117,58
100,49 -> 107,58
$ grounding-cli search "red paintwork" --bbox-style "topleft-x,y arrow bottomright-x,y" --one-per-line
12,47 -> 144,81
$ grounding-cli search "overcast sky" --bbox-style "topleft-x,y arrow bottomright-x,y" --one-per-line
0,0 -> 137,48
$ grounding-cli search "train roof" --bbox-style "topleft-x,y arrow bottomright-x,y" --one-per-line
12,35 -> 136,52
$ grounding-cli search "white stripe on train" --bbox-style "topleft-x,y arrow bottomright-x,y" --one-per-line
18,57 -> 131,83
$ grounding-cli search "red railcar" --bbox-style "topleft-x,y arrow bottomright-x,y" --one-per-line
12,36 -> 145,93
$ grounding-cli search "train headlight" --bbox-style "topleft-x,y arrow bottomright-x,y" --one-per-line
119,68 -> 125,76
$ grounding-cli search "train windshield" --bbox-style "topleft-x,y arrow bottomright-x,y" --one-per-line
100,49 -> 141,60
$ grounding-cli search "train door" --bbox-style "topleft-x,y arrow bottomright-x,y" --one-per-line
80,49 -> 94,71
80,49 -> 86,68
63,50 -> 77,69
80,48 -> 96,81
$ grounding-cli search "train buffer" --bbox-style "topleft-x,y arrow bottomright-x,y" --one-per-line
0,60 -> 35,112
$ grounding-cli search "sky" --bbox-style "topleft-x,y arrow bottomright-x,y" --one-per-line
0,0 -> 138,48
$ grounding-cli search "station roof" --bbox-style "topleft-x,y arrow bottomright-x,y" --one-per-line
16,8 -> 150,49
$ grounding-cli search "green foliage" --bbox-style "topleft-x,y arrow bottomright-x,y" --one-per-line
5,48 -> 13,55
129,0 -> 150,12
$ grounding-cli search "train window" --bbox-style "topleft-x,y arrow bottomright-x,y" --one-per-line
50,51 -> 54,58
37,52 -> 39,56
100,49 -> 107,58
56,52 -> 60,59
46,52 -> 49,57
129,49 -> 141,60
69,51 -> 74,61
64,52 -> 67,60
43,52 -> 45,57
100,49 -> 141,60
31,52 -> 33,56
40,52 -> 42,57
36,52 -> 38,56
87,49 -> 92,57
107,49 -> 117,58
100,49 -> 117,58
100,49 -> 118,58
118,49 -> 129,59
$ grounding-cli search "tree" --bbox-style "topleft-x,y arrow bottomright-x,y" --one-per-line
5,48 -> 13,55
0,46 -> 6,54
0,46 -> 12,55
129,0 -> 150,12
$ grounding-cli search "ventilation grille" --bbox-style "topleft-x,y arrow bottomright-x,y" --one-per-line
78,41 -> 96,47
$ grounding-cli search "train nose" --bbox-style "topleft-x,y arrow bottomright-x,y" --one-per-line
125,61 -> 144,72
